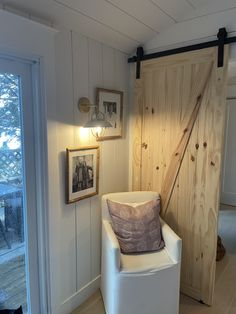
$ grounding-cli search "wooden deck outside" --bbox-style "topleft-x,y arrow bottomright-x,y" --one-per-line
0,243 -> 27,313
0,194 -> 27,313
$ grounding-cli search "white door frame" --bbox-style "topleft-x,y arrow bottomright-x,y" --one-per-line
0,54 -> 51,314
31,59 -> 51,314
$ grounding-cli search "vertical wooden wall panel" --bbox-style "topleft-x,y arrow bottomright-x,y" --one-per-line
132,47 -> 228,305
64,30 -> 130,312
72,32 -> 92,292
99,45 -> 115,196
88,38 -> 103,280
141,71 -> 154,191
200,48 -> 229,304
114,50 -> 129,193
55,30 -> 77,301
132,77 -> 143,191
102,45 -> 115,89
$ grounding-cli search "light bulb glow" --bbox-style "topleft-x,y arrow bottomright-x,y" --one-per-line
91,127 -> 105,139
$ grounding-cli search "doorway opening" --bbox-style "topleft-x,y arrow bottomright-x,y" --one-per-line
213,59 -> 236,312
219,60 -> 236,256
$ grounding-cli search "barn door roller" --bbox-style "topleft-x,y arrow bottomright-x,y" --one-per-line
129,27 -> 235,79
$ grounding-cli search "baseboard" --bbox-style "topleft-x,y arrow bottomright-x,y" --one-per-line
221,192 -> 236,207
60,275 -> 101,314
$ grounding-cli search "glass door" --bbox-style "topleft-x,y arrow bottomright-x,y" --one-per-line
0,57 -> 39,313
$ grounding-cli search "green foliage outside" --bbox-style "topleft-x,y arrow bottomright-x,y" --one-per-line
0,73 -> 22,184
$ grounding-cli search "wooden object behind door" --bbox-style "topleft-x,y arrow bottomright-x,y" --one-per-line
132,47 -> 228,305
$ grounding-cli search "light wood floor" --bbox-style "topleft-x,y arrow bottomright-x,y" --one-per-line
71,207 -> 236,314
0,253 -> 27,312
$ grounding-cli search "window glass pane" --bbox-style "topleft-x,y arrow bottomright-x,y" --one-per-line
0,72 -> 27,313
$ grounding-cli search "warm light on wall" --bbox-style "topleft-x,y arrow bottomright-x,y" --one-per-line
78,97 -> 112,139
79,126 -> 90,139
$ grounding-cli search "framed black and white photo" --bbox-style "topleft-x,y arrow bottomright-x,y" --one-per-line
96,88 -> 123,140
66,146 -> 99,203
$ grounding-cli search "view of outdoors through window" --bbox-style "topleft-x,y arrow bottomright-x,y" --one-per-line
0,72 -> 27,312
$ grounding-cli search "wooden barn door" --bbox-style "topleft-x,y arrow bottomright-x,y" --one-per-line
132,47 -> 228,305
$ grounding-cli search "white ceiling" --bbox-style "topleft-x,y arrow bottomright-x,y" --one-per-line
0,0 -> 236,53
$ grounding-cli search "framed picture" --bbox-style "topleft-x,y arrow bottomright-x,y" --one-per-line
96,88 -> 123,140
66,146 -> 99,203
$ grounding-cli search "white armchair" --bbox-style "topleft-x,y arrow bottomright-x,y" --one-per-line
101,191 -> 182,314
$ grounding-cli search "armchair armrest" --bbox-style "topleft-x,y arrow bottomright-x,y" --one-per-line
160,218 -> 182,263
102,220 -> 121,271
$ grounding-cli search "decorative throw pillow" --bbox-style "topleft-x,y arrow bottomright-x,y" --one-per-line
107,198 -> 165,254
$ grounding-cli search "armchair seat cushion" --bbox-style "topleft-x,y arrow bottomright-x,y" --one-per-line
120,247 -> 174,274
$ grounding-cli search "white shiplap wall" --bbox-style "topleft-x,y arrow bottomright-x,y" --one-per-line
54,29 -> 129,314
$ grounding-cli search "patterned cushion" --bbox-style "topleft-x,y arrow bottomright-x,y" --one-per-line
107,198 -> 165,254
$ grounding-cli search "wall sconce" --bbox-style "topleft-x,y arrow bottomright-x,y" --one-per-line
78,97 -> 112,139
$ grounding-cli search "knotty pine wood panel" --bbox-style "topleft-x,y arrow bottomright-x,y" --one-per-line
161,63 -> 213,215
132,47 -> 228,305
173,88 -> 210,296
132,78 -> 143,191
201,47 -> 229,304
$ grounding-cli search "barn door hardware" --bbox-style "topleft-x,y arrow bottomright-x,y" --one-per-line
136,46 -> 144,79
128,27 -> 236,79
217,28 -> 227,67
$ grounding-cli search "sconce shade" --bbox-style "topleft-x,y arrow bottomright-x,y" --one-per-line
83,119 -> 112,128
83,111 -> 112,128
78,97 -> 112,129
